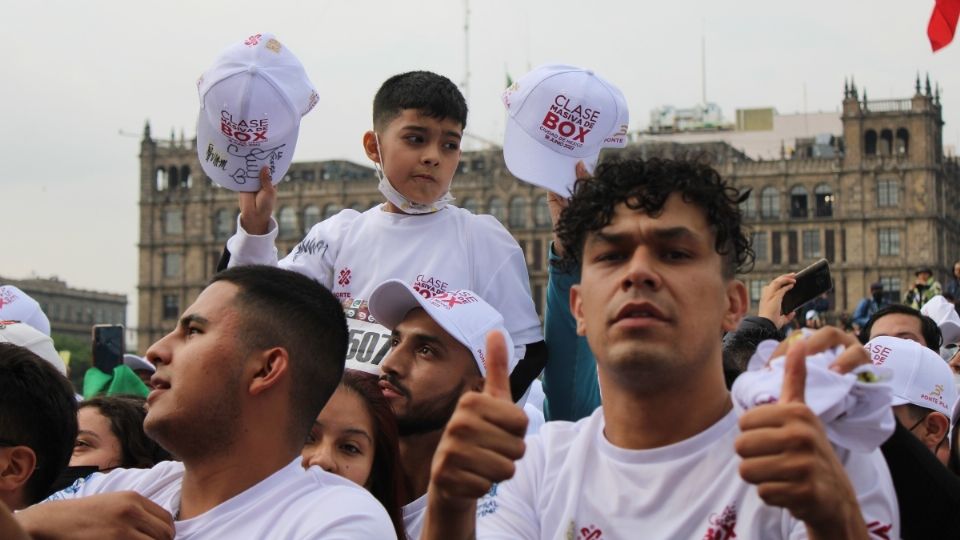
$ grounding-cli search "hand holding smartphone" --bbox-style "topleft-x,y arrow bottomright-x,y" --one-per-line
780,259 -> 833,315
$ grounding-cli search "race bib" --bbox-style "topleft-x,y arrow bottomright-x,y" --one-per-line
342,299 -> 392,375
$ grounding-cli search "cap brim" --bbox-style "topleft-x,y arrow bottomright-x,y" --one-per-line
196,111 -> 298,192
368,280 -> 428,331
123,354 -> 156,373
503,116 -> 595,195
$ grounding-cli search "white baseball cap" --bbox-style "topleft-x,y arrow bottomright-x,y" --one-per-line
123,353 -> 155,374
921,295 -> 960,345
0,285 -> 51,336
367,280 -> 516,377
865,335 -> 957,417
0,320 -> 66,375
196,32 -> 318,192
502,64 -> 629,194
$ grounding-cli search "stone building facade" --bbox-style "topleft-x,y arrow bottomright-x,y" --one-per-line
136,76 -> 960,350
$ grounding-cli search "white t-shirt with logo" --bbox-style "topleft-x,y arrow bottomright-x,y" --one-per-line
476,408 -> 898,540
45,459 -> 395,539
227,205 -> 542,372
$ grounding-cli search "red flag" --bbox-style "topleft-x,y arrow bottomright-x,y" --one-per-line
929,0 -> 960,51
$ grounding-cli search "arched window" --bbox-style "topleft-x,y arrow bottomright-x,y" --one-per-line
509,197 -> 528,228
814,184 -> 833,217
155,167 -> 168,191
460,197 -> 479,214
278,206 -> 298,239
534,195 -> 551,228
895,128 -> 909,156
488,197 -> 506,223
879,129 -> 893,157
213,209 -> 234,240
864,130 -> 877,156
323,203 -> 341,220
760,187 -> 780,219
168,167 -> 179,188
789,186 -> 808,218
303,205 -> 321,233
180,166 -> 192,189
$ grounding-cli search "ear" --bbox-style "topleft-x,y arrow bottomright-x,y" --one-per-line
0,446 -> 36,496
362,130 -> 380,163
722,279 -> 749,333
922,412 -> 950,448
248,347 -> 291,397
570,284 -> 587,337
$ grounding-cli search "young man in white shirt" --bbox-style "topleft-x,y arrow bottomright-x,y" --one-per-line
422,158 -> 898,539
16,265 -> 394,538
364,279 -> 526,539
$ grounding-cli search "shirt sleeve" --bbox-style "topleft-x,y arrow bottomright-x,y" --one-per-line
542,244 -> 601,422
226,215 -> 281,267
299,487 -> 396,540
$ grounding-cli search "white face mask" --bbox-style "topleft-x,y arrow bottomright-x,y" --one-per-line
374,133 -> 454,214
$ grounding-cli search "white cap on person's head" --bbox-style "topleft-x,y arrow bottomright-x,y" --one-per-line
196,32 -> 318,192
501,64 -> 629,194
0,320 -> 66,375
921,295 -> 960,346
123,353 -> 155,374
0,285 -> 51,336
367,279 -> 516,378
865,335 -> 957,417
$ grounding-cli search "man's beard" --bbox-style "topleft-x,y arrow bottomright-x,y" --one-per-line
394,380 -> 465,437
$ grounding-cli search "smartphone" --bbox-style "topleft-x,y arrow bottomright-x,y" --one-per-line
92,324 -> 125,373
781,258 -> 833,315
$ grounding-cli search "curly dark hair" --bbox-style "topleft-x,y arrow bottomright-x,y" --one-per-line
80,395 -> 171,468
555,157 -> 753,278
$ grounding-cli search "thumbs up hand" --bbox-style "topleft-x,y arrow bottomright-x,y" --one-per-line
734,327 -> 870,538
427,331 -> 528,512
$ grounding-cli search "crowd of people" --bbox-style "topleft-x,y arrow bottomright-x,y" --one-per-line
2,37 -> 960,538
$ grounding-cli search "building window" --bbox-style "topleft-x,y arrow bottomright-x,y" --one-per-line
323,203 -> 341,220
740,191 -> 757,219
155,168 -> 168,191
534,195 -> 551,228
213,209 -> 234,240
814,184 -> 833,217
865,130 -> 877,156
461,198 -> 479,214
509,197 -> 528,228
878,228 -> 901,256
278,206 -> 298,239
303,205 -> 321,233
802,230 -> 821,259
488,197 -> 506,223
789,186 -> 808,218
880,129 -> 893,156
163,209 -> 183,235
760,187 -> 780,219
750,280 -> 764,307
162,294 -> 179,320
533,238 -> 544,270
752,231 -> 768,262
877,179 -> 900,207
163,253 -> 182,279
880,277 -> 901,305
895,128 -> 909,156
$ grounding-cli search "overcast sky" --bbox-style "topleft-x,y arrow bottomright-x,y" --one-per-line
2,0 -> 956,336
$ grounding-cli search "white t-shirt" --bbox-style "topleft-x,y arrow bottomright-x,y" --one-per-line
227,205 -> 542,371
476,408 -> 899,540
45,460 -> 395,539
402,494 -> 427,540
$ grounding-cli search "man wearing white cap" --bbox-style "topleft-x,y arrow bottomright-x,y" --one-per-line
0,286 -> 51,337
366,279 -> 525,540
0,321 -> 66,376
866,336 -> 957,464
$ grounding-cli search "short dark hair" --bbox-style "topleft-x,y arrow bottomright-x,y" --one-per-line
372,71 -> 468,131
210,266 -> 348,441
555,157 -> 753,278
0,343 -> 78,504
79,395 -> 170,468
862,304 -> 942,351
339,370 -> 407,538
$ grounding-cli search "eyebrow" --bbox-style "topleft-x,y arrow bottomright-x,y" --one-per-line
314,423 -> 374,444
179,314 -> 209,329
400,125 -> 463,140
77,430 -> 101,441
391,329 -> 450,352
589,226 -> 700,246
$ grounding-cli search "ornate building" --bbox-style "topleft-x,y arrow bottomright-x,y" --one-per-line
137,75 -> 960,350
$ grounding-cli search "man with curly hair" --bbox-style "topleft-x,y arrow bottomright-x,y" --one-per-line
421,158 -> 898,539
